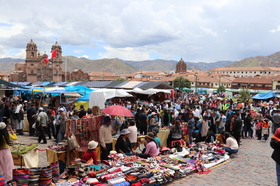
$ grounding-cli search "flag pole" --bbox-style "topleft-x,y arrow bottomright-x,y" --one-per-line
65,56 -> 67,82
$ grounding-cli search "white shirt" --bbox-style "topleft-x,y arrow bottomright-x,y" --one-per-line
128,126 -> 138,143
225,137 -> 239,150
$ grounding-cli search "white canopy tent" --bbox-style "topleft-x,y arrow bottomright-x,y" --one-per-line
89,89 -> 133,109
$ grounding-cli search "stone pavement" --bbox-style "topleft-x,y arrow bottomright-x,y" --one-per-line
168,138 -> 276,186
15,134 -> 277,186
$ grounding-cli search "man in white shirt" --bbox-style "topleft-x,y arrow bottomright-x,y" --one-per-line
194,106 -> 201,118
128,121 -> 138,148
99,116 -> 113,160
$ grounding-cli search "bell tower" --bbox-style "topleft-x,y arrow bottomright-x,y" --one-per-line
26,39 -> 38,60
175,58 -> 187,73
50,41 -> 63,82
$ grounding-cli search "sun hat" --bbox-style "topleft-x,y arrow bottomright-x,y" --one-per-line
103,116 -> 111,124
88,140 -> 98,149
151,112 -> 156,115
0,122 -> 6,130
120,129 -> 130,135
39,107 -> 44,111
145,132 -> 155,140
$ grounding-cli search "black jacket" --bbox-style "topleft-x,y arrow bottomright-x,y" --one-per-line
232,117 -> 242,134
270,137 -> 280,165
115,136 -> 132,153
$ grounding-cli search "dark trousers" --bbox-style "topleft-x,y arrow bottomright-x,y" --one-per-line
47,122 -> 56,139
28,119 -> 35,136
232,132 -> 241,145
139,124 -> 147,135
101,143 -> 112,160
38,126 -> 47,143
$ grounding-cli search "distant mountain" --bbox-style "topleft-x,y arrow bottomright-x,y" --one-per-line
0,58 -> 24,63
227,52 -> 280,67
122,59 -> 235,72
61,56 -> 138,75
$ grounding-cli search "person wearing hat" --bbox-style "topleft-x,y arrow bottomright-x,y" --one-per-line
37,107 -> 48,144
148,112 -> 159,134
26,103 -> 37,136
99,116 -> 113,160
82,140 -> 98,164
138,132 -> 159,158
115,129 -> 134,156
270,128 -> 280,185
0,122 -> 17,181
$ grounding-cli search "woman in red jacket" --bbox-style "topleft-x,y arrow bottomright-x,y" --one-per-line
82,140 -> 98,164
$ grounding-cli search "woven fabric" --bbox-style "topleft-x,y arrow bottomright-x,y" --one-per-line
13,168 -> 30,186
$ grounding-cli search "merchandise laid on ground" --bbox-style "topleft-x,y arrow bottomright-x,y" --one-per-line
9,143 -> 229,186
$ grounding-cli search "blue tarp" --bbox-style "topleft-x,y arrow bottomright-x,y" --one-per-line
250,91 -> 275,99
76,94 -> 90,101
64,85 -> 94,96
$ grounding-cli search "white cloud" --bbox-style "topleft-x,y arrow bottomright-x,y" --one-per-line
74,50 -> 83,53
79,55 -> 89,59
0,0 -> 280,62
270,26 -> 280,33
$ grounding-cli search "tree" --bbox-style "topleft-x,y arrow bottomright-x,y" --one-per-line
173,76 -> 191,90
115,77 -> 126,81
239,88 -> 250,102
217,85 -> 226,93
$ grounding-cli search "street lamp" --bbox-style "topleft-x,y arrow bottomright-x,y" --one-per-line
195,72 -> 198,94
272,78 -> 274,91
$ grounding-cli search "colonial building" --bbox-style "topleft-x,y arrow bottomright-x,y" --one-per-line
175,58 -> 187,73
10,40 -> 64,82
10,40 -> 89,83
210,67 -> 280,77
70,69 -> 89,81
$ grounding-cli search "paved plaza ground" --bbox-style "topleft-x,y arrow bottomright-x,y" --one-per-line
15,134 -> 277,186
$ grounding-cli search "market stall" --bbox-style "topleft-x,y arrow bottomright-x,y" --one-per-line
9,142 -> 229,185
10,143 -> 38,168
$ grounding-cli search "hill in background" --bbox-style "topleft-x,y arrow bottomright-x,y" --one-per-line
227,52 -> 280,67
2,51 -> 280,75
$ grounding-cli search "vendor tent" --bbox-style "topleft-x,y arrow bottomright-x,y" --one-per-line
250,91 -> 275,99
0,79 -> 27,89
89,89 -> 133,109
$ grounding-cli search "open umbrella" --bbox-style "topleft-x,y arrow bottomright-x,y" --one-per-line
102,105 -> 134,117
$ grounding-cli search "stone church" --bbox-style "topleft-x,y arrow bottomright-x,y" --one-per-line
10,40 -> 88,83
175,58 -> 187,73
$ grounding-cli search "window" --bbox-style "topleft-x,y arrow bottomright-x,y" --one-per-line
31,52 -> 34,57
56,65 -> 59,67
31,70 -> 34,74
254,72 -> 256,74
31,64 -> 34,66
56,71 -> 58,75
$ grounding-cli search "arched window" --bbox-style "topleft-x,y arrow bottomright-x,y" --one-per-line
31,52 -> 34,57
31,70 -> 34,74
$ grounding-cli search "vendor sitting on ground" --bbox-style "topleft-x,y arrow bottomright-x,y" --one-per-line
167,120 -> 183,147
82,140 -> 98,164
115,129 -> 135,156
220,132 -> 239,155
138,132 -> 159,158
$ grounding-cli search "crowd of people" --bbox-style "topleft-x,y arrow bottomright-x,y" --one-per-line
1,93 -> 280,183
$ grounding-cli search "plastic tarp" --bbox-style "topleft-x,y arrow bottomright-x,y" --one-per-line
64,85 -> 94,96
250,91 -> 275,99
89,89 -> 133,109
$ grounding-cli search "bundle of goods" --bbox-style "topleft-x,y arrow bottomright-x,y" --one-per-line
10,143 -> 38,154
48,142 -> 67,151
53,143 -> 229,186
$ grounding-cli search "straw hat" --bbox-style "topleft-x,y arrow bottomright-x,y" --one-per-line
145,132 -> 155,140
88,140 -> 98,149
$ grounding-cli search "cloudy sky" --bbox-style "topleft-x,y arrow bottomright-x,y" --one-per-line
1,0 -> 280,62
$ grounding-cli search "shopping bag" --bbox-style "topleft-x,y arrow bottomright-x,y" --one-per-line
67,134 -> 78,151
